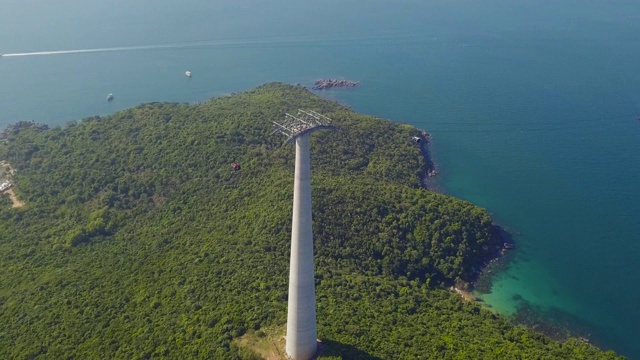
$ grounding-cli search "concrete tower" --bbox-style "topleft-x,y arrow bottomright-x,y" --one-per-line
272,110 -> 336,360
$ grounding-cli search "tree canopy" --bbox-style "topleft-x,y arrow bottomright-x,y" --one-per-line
0,83 -> 620,359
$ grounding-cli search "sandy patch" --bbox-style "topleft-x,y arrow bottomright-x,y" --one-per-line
451,286 -> 481,302
6,188 -> 24,208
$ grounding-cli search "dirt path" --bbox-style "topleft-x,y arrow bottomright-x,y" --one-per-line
6,188 -> 24,208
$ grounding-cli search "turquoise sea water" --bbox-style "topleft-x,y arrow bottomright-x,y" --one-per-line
2,0 -> 639,357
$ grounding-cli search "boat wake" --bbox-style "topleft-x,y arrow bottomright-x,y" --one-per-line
1,42 -> 218,57
0,31 -> 418,58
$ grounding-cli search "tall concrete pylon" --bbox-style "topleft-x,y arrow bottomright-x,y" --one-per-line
272,110 -> 336,360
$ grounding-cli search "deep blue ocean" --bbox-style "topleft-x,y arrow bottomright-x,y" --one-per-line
2,0 -> 639,357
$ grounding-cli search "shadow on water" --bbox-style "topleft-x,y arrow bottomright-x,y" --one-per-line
473,225 -> 517,294
469,226 -> 610,351
511,301 -> 605,348
319,339 -> 383,360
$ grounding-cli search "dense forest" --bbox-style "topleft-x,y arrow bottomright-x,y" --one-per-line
0,83 -> 621,359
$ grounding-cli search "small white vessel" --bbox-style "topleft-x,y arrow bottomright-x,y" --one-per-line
185,71 -> 192,78
107,93 -> 114,101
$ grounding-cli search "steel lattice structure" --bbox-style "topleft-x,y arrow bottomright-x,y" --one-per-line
272,109 -> 337,143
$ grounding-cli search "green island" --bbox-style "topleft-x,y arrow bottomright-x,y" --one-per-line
0,83 -> 621,359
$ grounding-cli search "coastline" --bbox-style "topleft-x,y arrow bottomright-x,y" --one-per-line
414,130 -> 441,192
462,226 -> 599,345
414,126 -> 516,291
412,124 -> 522,310
397,121 -> 609,351
414,132 -> 518,307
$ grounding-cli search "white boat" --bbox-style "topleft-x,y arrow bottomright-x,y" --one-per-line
107,93 -> 114,101
185,71 -> 192,78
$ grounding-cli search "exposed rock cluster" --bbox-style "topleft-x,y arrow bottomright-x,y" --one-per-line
0,121 -> 49,140
312,79 -> 359,90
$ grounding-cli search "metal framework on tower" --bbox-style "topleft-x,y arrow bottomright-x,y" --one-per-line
271,109 -> 337,143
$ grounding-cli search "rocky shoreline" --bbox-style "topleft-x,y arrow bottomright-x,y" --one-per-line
414,130 -> 438,187
462,225 -> 517,293
412,130 -> 516,294
413,127 -> 517,295
312,79 -> 359,90
0,120 -> 48,140
447,225 -> 518,312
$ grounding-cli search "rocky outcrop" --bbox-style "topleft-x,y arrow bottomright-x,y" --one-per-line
415,130 -> 438,188
0,121 -> 49,140
312,79 -> 359,90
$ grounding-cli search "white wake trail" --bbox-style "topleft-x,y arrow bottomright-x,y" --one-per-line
1,32 -> 412,57
0,37 -> 316,57
1,43 -> 203,57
